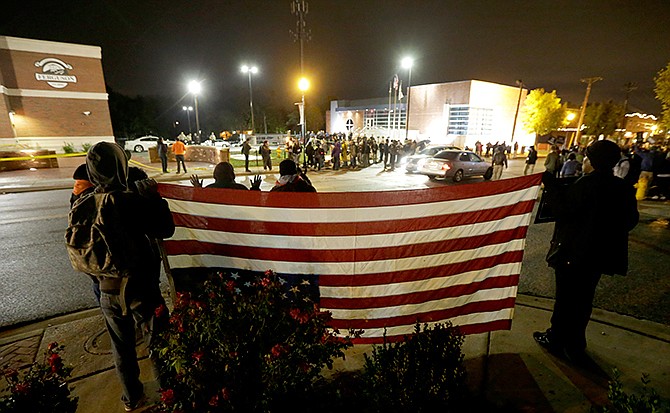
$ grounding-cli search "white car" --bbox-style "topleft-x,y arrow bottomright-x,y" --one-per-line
124,135 -> 172,152
405,145 -> 461,173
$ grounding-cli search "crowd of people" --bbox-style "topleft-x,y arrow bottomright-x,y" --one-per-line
280,133 -> 433,172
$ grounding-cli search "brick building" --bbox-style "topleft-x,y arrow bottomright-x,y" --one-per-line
0,36 -> 114,152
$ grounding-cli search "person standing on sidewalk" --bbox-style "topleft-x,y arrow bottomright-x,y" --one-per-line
260,140 -> 272,170
70,142 -> 175,411
544,145 -> 561,177
524,145 -> 538,175
491,146 -> 508,180
157,137 -> 169,173
533,139 -> 638,365
171,138 -> 187,174
242,138 -> 252,172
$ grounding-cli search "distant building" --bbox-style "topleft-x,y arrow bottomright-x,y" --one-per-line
0,36 -> 114,152
622,113 -> 661,146
327,79 -> 534,149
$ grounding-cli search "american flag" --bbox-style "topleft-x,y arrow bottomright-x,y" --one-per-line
158,174 -> 542,343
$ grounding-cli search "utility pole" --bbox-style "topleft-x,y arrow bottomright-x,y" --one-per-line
291,0 -> 310,169
572,76 -> 602,148
290,0 -> 310,76
510,80 -> 524,146
620,82 -> 638,142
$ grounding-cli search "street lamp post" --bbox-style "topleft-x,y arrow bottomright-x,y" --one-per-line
241,65 -> 258,134
401,57 -> 413,141
298,77 -> 309,170
182,106 -> 193,134
188,80 -> 202,143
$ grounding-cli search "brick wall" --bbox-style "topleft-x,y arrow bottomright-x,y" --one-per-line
0,37 -> 114,149
8,96 -> 112,137
0,49 -> 106,92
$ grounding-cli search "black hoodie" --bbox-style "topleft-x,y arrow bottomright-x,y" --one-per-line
83,142 -> 175,292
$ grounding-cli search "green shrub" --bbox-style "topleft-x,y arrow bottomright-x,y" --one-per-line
362,322 -> 467,412
62,142 -> 75,153
592,369 -> 669,413
154,270 -> 358,412
81,143 -> 92,153
0,343 -> 78,413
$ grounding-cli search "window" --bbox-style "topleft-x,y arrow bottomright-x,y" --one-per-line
447,105 -> 493,137
435,151 -> 458,160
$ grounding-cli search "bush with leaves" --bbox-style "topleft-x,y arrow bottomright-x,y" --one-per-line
592,369 -> 669,413
0,342 -> 78,413
62,142 -> 75,153
362,322 -> 467,412
81,143 -> 92,153
154,270 -> 357,412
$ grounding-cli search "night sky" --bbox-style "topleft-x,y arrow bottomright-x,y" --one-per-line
3,0 -> 670,117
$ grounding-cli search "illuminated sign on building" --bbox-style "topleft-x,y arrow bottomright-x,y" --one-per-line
34,58 -> 77,88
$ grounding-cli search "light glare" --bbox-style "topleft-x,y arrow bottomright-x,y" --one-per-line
298,77 -> 310,92
188,80 -> 201,95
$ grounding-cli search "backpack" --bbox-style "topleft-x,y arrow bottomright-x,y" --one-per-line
65,191 -> 140,278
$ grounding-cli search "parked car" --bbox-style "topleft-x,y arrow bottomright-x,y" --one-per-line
124,135 -> 173,152
419,149 -> 493,182
405,145 -> 461,173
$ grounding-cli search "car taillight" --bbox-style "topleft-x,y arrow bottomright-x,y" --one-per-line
441,162 -> 451,171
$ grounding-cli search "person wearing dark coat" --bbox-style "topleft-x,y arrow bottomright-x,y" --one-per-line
190,162 -> 261,190
534,139 -> 639,365
271,159 -> 316,192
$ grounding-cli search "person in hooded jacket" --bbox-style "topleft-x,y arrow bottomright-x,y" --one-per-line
83,142 -> 175,411
533,139 -> 638,365
70,163 -> 94,206
271,159 -> 316,192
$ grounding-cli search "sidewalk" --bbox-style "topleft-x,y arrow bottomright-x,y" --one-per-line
1,154 -> 669,411
1,295 -> 668,412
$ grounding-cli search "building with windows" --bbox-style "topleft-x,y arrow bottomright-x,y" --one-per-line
0,36 -> 114,152
327,79 -> 534,149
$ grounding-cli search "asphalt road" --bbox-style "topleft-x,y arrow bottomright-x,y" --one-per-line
0,189 -> 97,328
1,158 -> 668,329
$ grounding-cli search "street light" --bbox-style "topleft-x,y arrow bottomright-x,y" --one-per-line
188,80 -> 202,143
401,57 -> 413,140
241,65 -> 259,134
182,105 -> 193,134
298,77 -> 310,169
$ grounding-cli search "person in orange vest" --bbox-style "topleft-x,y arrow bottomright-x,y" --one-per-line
171,138 -> 187,174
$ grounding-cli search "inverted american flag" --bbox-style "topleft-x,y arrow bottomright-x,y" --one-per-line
158,174 -> 542,344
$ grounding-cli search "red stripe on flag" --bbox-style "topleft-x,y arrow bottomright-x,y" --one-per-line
321,275 -> 519,310
170,200 -> 536,236
328,297 -> 516,329
157,174 -> 542,209
162,227 -> 527,263
349,319 -> 513,344
321,251 -> 524,286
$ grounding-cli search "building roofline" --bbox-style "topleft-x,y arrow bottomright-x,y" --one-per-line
0,36 -> 101,59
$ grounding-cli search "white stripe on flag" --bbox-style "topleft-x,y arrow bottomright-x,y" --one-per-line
165,186 -> 537,223
169,213 -> 531,249
342,308 -> 516,339
167,238 -> 526,274
324,286 -> 518,320
319,262 -> 521,299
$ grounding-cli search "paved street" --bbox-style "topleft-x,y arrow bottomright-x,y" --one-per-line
0,154 -> 668,328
